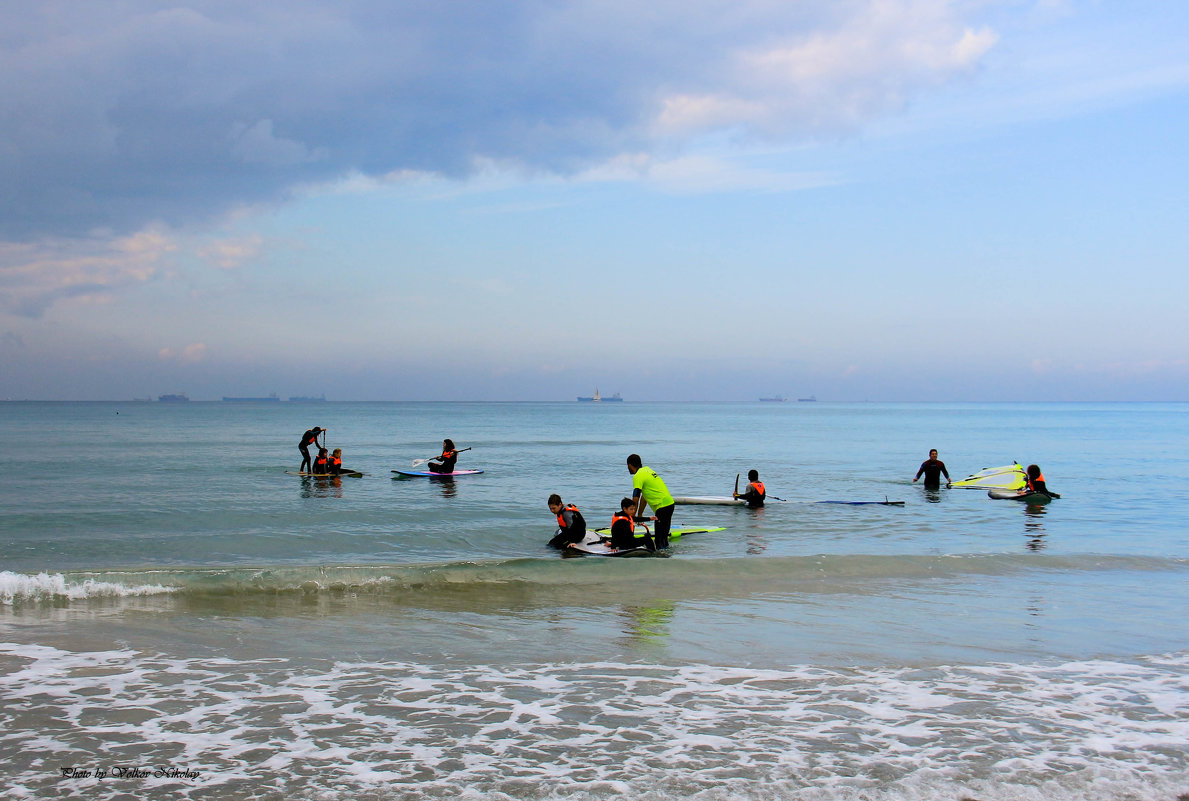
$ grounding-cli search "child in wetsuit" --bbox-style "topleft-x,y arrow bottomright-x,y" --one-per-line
607,497 -> 655,552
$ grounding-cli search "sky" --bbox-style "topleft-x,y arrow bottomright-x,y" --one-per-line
1,0 -> 1187,401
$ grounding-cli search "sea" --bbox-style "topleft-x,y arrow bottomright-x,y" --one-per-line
1,400 -> 1187,801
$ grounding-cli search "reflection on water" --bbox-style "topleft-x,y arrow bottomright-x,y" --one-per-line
298,475 -> 343,498
430,476 -> 458,498
1024,504 -> 1048,551
923,487 -> 944,504
617,600 -> 676,654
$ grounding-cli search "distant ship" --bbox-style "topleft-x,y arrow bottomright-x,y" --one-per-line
798,395 -> 818,402
288,395 -> 327,402
577,388 -> 623,402
222,393 -> 280,402
759,396 -> 787,402
158,393 -> 190,402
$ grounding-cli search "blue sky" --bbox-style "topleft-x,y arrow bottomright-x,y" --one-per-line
1,0 -> 1186,400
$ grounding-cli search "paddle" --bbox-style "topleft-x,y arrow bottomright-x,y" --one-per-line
411,447 -> 471,467
733,473 -> 740,499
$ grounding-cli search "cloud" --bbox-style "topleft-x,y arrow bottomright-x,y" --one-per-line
197,234 -> 265,270
655,2 -> 998,137
0,0 -> 1000,241
158,343 -> 208,364
0,230 -> 177,317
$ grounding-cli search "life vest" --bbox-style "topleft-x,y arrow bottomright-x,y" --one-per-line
1027,471 -> 1046,491
611,510 -> 634,528
314,454 -> 328,467
556,504 -> 580,529
750,481 -> 765,496
332,455 -> 342,467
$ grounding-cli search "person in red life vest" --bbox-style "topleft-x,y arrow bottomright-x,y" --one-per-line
329,448 -> 345,475
1021,464 -> 1060,498
312,447 -> 331,475
298,426 -> 323,473
547,494 -> 587,550
607,497 -> 656,552
913,449 -> 951,489
734,469 -> 766,507
428,438 -> 459,474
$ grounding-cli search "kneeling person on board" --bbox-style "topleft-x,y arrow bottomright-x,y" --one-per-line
312,448 -> 331,475
428,439 -> 459,474
1022,464 -> 1059,498
627,454 -> 676,548
913,449 -> 951,489
734,469 -> 766,508
608,498 -> 655,552
329,448 -> 345,475
547,494 -> 587,550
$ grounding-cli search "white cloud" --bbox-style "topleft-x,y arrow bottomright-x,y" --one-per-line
197,234 -> 264,270
655,0 -> 998,137
0,229 -> 177,317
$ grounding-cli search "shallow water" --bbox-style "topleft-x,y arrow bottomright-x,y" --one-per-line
2,401 -> 1187,799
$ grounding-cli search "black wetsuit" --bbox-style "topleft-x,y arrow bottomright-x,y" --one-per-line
428,450 -> 458,474
608,512 -> 654,552
298,429 -> 321,473
915,459 -> 950,489
737,481 -> 766,508
548,506 -> 587,549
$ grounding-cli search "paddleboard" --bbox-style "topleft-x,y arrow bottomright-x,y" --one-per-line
673,496 -> 901,506
814,500 -> 905,506
988,489 -> 1057,503
391,469 -> 484,477
569,524 -> 726,556
286,470 -> 363,478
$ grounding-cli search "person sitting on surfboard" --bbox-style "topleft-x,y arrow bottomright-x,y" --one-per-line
1021,464 -> 1060,498
547,494 -> 587,549
427,439 -> 459,474
734,470 -> 766,507
329,448 -> 344,475
913,449 -> 951,489
298,426 -> 323,473
607,498 -> 656,552
627,454 -> 676,548
312,447 -> 331,475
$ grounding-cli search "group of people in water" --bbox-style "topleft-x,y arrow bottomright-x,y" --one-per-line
912,448 -> 1057,497
299,428 -> 462,476
298,428 -> 1056,552
296,427 -> 352,475
548,456 -> 769,554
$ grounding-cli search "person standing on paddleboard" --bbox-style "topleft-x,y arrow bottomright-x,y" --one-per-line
627,454 -> 676,548
547,494 -> 587,550
298,426 -> 323,473
734,469 -> 766,507
427,439 -> 459,474
913,449 -> 951,489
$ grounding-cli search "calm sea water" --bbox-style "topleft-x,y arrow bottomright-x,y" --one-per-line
2,401 -> 1187,800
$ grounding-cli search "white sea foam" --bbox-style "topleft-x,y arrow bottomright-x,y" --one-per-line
1,643 -> 1187,800
0,571 -> 177,605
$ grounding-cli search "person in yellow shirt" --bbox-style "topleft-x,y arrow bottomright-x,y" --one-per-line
626,454 -> 675,548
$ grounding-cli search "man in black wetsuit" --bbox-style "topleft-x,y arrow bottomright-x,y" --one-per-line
913,449 -> 951,489
298,427 -> 323,473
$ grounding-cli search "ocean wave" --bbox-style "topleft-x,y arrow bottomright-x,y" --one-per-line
3,553 -> 1186,608
0,570 -> 177,605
